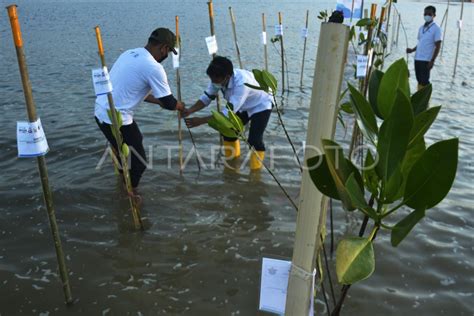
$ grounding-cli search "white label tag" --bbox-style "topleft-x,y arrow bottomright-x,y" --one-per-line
17,118 -> 49,158
301,27 -> 308,39
261,31 -> 267,45
457,19 -> 462,29
356,55 -> 369,78
205,35 -> 218,55
92,67 -> 113,96
172,48 -> 180,69
275,24 -> 283,36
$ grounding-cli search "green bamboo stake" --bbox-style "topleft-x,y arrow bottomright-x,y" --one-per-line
452,0 -> 464,78
229,7 -> 243,69
6,4 -> 73,305
299,10 -> 309,89
94,26 -> 144,231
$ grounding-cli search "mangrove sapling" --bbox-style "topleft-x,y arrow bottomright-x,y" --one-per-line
244,69 -> 303,172
207,104 -> 298,211
307,59 -> 458,315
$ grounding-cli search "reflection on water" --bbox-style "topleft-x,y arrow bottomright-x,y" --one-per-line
0,0 -> 472,315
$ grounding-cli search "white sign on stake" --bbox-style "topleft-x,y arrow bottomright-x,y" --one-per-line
92,67 -> 113,96
172,48 -> 180,69
261,31 -> 267,45
356,55 -> 369,78
259,257 -> 315,316
17,118 -> 49,158
275,24 -> 283,36
457,19 -> 463,29
301,27 -> 309,39
205,35 -> 218,55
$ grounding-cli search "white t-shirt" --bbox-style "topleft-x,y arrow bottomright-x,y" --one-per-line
94,47 -> 172,125
415,22 -> 442,62
199,69 -> 273,117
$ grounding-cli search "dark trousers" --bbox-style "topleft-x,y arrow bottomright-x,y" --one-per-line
414,60 -> 431,86
223,109 -> 271,151
95,117 -> 147,188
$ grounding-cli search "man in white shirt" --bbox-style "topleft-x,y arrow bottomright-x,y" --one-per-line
183,56 -> 273,170
407,6 -> 442,90
95,28 -> 185,191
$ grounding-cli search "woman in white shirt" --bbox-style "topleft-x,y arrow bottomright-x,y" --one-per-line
184,56 -> 272,170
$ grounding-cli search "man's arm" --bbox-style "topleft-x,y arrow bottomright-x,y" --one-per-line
406,46 -> 417,54
429,41 -> 441,69
182,99 -> 207,117
184,115 -> 212,128
144,94 -> 185,111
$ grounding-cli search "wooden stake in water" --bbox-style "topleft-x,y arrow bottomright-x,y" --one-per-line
395,11 -> 401,47
278,12 -> 286,94
207,1 -> 221,112
452,0 -> 464,78
262,13 -> 268,71
229,7 -> 243,69
440,0 -> 450,57
175,16 -> 183,174
299,10 -> 309,89
285,22 -> 350,316
6,4 -> 73,305
94,26 -> 143,231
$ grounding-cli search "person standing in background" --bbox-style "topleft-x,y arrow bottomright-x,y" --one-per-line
407,5 -> 442,90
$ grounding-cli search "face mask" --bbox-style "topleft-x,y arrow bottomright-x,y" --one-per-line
212,83 -> 223,90
424,15 -> 433,23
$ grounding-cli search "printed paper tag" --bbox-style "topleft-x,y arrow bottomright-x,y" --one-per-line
92,67 -> 113,96
205,35 -> 218,55
356,55 -> 369,78
275,24 -> 283,36
301,27 -> 309,39
173,48 -> 180,69
261,31 -> 267,45
17,118 -> 49,158
457,19 -> 462,29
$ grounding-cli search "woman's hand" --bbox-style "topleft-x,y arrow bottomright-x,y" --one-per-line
184,116 -> 207,128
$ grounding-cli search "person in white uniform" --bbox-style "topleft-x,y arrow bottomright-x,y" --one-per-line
95,28 -> 185,191
407,6 -> 442,90
183,56 -> 272,170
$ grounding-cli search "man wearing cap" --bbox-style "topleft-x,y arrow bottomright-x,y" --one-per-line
95,28 -> 184,193
407,6 -> 442,90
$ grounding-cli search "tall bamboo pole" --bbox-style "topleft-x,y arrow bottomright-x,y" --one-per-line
440,0 -> 450,57
94,26 -> 143,231
229,7 -> 243,69
285,22 -> 350,316
299,10 -> 309,89
6,4 -> 73,305
262,13 -> 268,71
175,16 -> 183,174
278,12 -> 285,94
207,1 -> 221,112
395,12 -> 401,47
452,0 -> 464,78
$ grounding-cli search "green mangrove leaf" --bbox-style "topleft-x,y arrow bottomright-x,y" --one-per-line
383,165 -> 403,203
322,139 -> 363,211
244,83 -> 265,91
208,110 -> 239,138
340,102 -> 354,114
307,155 -> 339,199
404,138 -> 459,209
251,69 -> 269,92
348,83 -> 378,143
399,139 -> 426,200
411,84 -> 432,115
408,106 -> 441,148
368,69 -> 384,118
336,237 -> 375,285
226,104 -> 244,134
363,151 -> 379,195
121,143 -> 130,157
345,173 -> 378,220
391,208 -> 426,247
377,58 -> 410,118
356,18 -> 373,27
262,70 -> 278,94
376,90 -> 414,182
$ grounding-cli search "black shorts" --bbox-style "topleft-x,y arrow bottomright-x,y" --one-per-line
414,60 -> 431,86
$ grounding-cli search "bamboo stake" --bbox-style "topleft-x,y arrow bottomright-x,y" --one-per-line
440,0 -> 450,57
94,26 -> 143,231
262,13 -> 268,71
285,22 -> 350,316
278,12 -> 285,94
229,7 -> 243,69
207,1 -> 221,113
453,0 -> 464,78
395,12 -> 401,47
6,4 -> 73,305
175,16 -> 183,174
299,10 -> 309,89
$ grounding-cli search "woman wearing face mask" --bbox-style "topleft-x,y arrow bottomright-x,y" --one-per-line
406,6 -> 442,91
183,56 -> 273,170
